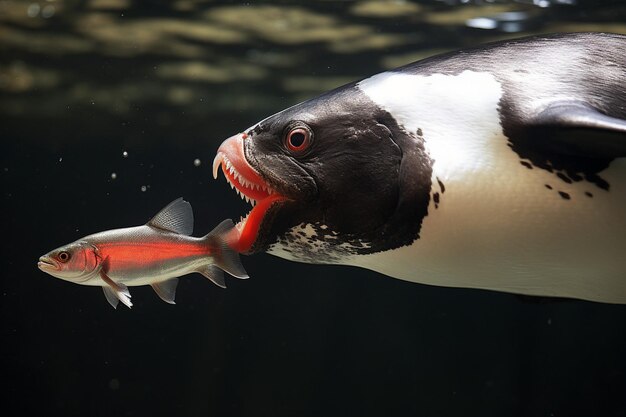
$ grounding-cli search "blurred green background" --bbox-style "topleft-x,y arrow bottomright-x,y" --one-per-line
2,0 -> 626,144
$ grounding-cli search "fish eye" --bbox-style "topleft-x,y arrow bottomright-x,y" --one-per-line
58,251 -> 71,263
284,125 -> 312,154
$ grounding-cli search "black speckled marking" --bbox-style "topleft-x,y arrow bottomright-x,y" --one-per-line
545,184 -> 553,190
569,172 -> 583,182
585,191 -> 593,198
437,177 -> 445,194
556,172 -> 573,184
520,161 -> 533,169
584,173 -> 609,191
558,191 -> 571,200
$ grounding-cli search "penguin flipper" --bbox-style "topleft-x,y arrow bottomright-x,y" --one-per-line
529,101 -> 626,158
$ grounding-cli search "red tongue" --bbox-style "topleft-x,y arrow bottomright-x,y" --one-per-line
223,194 -> 287,253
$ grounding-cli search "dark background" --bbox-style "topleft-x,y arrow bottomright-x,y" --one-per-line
2,1 -> 625,416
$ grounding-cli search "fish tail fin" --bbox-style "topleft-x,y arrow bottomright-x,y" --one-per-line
202,219 -> 249,281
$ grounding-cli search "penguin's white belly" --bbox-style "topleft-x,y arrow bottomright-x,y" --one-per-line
354,156 -> 626,303
353,70 -> 626,303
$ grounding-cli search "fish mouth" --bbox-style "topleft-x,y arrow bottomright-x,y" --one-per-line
37,256 -> 59,272
213,133 -> 288,254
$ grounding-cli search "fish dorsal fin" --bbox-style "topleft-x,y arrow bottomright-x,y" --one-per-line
197,265 -> 227,288
530,101 -> 626,158
151,279 -> 178,304
147,198 -> 194,236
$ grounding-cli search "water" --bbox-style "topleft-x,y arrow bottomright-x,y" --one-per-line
2,1 -> 626,416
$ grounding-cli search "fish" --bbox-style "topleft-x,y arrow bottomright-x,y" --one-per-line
212,33 -> 626,304
37,198 -> 248,308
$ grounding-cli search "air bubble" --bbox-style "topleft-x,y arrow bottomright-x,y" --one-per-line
193,158 -> 201,167
140,185 -> 147,192
27,3 -> 40,17
111,173 -> 117,180
122,151 -> 128,158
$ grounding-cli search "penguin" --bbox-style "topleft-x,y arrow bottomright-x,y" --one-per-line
212,32 -> 626,304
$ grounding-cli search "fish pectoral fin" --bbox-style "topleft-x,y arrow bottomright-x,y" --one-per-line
530,101 -> 626,158
197,265 -> 226,288
102,286 -> 120,309
99,269 -> 133,309
151,279 -> 178,305
147,197 -> 194,236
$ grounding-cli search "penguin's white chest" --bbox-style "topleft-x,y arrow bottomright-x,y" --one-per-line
355,70 -> 626,303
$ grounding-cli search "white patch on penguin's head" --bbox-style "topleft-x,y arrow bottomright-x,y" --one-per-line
358,70 -> 505,180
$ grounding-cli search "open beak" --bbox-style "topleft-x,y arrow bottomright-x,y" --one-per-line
213,133 -> 287,254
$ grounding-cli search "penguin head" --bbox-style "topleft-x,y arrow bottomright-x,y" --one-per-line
214,83 -> 432,259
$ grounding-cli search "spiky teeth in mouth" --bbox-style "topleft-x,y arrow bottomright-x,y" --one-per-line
213,154 -> 274,208
213,140 -> 286,253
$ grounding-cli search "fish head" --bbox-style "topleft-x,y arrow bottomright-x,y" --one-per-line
214,83 -> 429,261
38,241 -> 100,282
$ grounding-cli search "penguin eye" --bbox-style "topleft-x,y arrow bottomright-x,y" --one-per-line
58,251 -> 71,263
284,126 -> 312,154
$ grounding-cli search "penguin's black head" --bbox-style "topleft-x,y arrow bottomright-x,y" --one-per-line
214,83 -> 432,260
